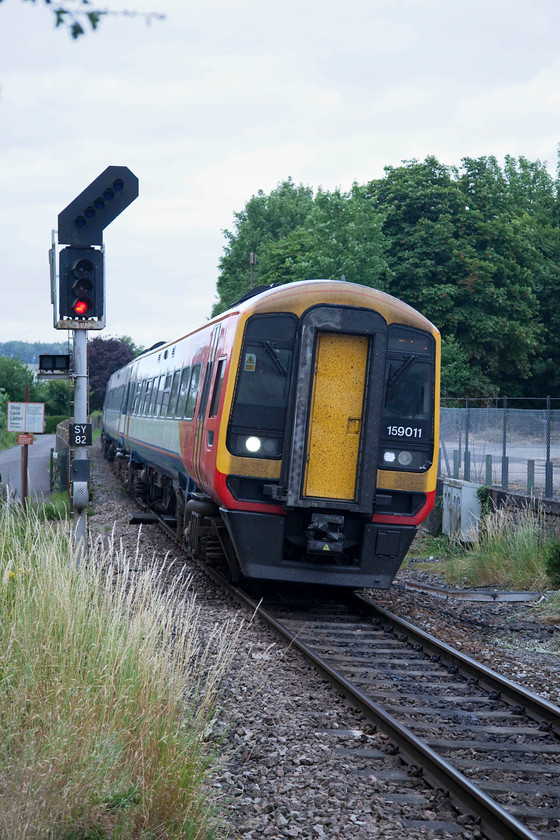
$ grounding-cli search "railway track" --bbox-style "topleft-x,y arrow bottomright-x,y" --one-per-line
225,583 -> 560,840
128,497 -> 560,840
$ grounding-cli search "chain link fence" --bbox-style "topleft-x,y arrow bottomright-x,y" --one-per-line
439,398 -> 560,498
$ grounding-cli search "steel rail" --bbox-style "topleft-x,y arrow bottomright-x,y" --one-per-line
354,594 -> 560,734
125,492 -> 551,840
236,590 -> 542,840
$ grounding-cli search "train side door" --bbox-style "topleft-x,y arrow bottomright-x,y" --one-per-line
192,326 -> 221,485
118,371 -> 133,445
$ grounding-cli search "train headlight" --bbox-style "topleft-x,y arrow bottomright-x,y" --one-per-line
397,450 -> 413,466
229,432 -> 283,458
380,448 -> 432,471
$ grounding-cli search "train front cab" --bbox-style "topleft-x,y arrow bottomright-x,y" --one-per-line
218,295 -> 439,589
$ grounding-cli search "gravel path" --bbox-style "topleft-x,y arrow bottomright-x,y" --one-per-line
88,442 -> 559,839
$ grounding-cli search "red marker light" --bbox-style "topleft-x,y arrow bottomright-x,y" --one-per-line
74,299 -> 90,316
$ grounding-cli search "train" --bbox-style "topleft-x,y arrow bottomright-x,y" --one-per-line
101,279 -> 440,588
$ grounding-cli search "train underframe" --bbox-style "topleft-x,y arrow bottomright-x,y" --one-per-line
103,436 -> 417,589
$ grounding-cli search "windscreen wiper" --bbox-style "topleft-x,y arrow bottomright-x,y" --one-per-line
263,341 -> 287,376
387,354 -> 417,388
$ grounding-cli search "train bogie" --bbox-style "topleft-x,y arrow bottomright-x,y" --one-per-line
102,280 -> 440,588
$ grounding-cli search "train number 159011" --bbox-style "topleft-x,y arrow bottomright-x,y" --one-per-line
386,425 -> 423,439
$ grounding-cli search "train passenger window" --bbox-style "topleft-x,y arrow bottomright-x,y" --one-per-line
132,382 -> 142,415
209,359 -> 225,418
153,374 -> 166,416
166,371 -> 181,417
160,374 -> 173,416
175,367 -> 191,417
142,380 -> 153,415
149,375 -> 163,416
184,364 -> 202,419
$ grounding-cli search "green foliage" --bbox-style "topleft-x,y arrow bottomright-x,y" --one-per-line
45,413 -> 68,433
215,153 -> 560,397
0,340 -> 67,365
436,505 -> 550,590
545,540 -> 560,588
40,379 -> 73,416
0,356 -> 34,402
213,178 -> 315,314
213,179 -> 387,314
0,389 -> 17,451
476,486 -> 492,522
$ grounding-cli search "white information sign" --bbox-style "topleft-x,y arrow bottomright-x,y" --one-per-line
7,402 -> 45,433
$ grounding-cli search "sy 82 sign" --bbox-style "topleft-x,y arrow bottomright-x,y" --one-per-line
71,423 -> 92,446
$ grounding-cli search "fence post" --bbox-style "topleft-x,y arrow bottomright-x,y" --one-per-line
545,395 -> 553,498
501,395 -> 508,490
453,450 -> 460,478
464,397 -> 471,481
527,460 -> 535,496
485,454 -> 492,487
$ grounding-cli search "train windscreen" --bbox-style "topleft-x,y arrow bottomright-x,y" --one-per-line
228,313 -> 297,459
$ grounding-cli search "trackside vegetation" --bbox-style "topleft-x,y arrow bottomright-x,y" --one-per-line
419,504 -> 560,594
0,503 -> 243,839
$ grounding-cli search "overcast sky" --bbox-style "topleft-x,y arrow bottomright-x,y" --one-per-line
1,0 -> 559,349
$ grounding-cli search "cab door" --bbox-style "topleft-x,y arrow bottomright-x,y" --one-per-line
285,305 -> 387,513
303,332 -> 368,501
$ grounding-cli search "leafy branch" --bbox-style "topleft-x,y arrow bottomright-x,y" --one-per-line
4,0 -> 166,39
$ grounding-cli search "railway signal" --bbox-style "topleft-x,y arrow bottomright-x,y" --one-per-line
50,165 -> 139,565
59,246 -> 104,321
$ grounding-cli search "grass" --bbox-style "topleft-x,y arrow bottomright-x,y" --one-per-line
0,429 -> 18,451
416,505 -> 552,591
28,490 -> 70,520
0,503 -> 243,840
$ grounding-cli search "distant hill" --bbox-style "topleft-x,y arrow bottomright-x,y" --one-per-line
0,341 -> 68,365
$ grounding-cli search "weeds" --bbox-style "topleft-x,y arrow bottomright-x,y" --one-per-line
0,504 -> 242,840
431,505 -> 551,590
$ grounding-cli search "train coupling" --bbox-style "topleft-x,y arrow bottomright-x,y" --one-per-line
306,513 -> 345,555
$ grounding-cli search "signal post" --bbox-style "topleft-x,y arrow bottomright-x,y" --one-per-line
52,166 -> 138,563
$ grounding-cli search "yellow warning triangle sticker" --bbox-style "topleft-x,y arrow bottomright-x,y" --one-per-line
322,544 -> 330,551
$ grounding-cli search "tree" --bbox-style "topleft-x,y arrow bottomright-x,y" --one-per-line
0,356 -> 34,402
0,341 -> 67,365
88,337 -> 134,411
367,156 -> 544,396
0,0 -> 165,40
39,379 -> 73,415
213,180 -> 388,313
257,184 -> 388,289
213,179 -> 315,314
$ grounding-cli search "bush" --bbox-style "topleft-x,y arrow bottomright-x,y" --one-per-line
545,540 -> 560,588
45,414 -> 68,434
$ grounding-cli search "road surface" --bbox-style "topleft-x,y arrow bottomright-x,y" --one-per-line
0,434 -> 56,501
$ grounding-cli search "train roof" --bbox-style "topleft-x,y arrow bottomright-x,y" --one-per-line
227,279 -> 439,334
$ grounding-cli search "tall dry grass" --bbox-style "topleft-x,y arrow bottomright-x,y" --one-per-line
0,504 -> 242,840
441,504 -> 551,590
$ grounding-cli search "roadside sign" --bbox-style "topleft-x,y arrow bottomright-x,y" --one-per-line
7,402 -> 45,433
17,434 -> 34,446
